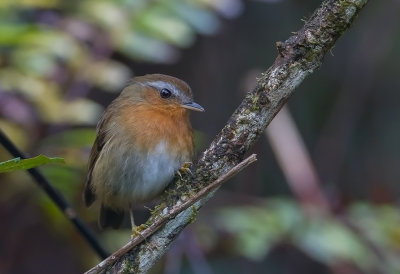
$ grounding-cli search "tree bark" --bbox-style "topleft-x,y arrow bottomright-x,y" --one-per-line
86,0 -> 369,273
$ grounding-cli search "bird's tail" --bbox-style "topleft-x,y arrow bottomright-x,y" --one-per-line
99,204 -> 124,229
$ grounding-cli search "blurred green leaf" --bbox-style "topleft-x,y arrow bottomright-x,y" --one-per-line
12,47 -> 56,76
168,1 -> 219,35
217,199 -> 300,260
137,7 -> 194,47
0,119 -> 29,150
0,24 -> 34,45
40,165 -> 82,197
18,30 -> 83,61
118,31 -> 178,63
0,155 -> 64,173
0,70 -> 103,123
217,198 -> 400,272
0,0 -> 60,8
82,60 -> 131,91
80,0 -> 127,30
40,129 -> 96,148
294,217 -> 374,271
349,203 -> 400,250
58,98 -> 103,124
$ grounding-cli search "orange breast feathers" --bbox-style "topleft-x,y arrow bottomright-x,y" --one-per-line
118,99 -> 194,159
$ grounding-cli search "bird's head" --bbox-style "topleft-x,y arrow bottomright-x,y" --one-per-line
122,74 -> 204,113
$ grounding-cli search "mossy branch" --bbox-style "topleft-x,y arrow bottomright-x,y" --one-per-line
85,154 -> 257,274
86,0 -> 369,273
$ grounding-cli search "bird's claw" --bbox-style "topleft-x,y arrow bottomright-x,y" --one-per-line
176,162 -> 193,179
131,224 -> 148,239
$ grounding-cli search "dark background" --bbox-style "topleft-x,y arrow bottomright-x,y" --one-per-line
1,0 -> 399,273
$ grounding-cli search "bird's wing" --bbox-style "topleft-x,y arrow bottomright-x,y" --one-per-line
83,115 -> 108,207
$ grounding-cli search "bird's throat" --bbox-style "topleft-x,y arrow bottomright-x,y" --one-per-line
118,103 -> 193,157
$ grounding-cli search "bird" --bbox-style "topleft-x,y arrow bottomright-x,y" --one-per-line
83,73 -> 204,230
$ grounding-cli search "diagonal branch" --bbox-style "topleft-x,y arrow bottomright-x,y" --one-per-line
87,0 -> 369,272
85,154 -> 257,274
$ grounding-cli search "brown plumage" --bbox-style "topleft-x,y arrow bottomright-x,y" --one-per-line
83,74 -> 204,229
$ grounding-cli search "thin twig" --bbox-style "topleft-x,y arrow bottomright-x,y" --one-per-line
0,129 -> 109,259
85,154 -> 257,274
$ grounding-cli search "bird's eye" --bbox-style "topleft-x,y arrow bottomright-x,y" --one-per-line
160,88 -> 172,99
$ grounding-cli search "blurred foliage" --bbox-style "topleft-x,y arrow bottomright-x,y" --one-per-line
1,0 -> 399,273
0,0 -> 235,192
0,0 -> 234,134
216,199 -> 400,273
0,155 -> 64,173
0,0 -> 240,271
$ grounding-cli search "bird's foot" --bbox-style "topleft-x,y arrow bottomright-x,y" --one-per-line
176,162 -> 193,180
131,224 -> 148,239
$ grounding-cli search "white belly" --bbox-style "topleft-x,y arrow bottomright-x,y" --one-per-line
120,141 -> 181,203
93,140 -> 186,209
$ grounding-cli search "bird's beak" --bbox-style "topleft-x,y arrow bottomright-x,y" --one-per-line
182,101 -> 205,112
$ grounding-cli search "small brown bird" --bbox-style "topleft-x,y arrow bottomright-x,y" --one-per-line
83,74 -> 204,230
